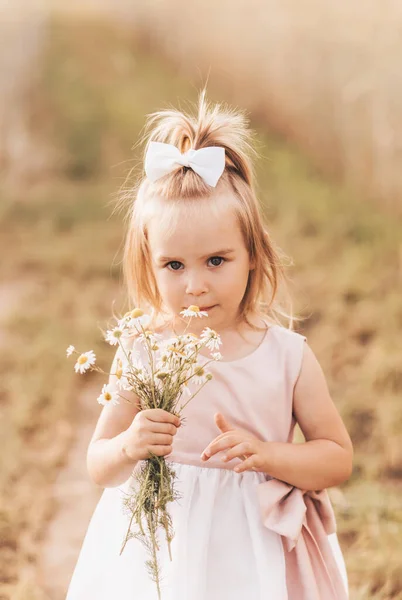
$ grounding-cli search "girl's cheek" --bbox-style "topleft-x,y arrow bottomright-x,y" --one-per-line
156,271 -> 173,291
158,277 -> 182,304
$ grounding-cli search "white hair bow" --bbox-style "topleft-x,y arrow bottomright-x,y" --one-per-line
144,141 -> 226,187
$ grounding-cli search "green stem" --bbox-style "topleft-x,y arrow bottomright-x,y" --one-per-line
159,458 -> 173,562
147,506 -> 162,600
176,373 -> 214,411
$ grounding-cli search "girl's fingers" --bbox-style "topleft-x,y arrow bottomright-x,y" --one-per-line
201,434 -> 245,460
222,442 -> 253,463
147,421 -> 178,435
205,428 -> 253,452
210,428 -> 247,446
207,431 -> 230,444
148,445 -> 173,457
233,456 -> 258,473
146,409 -> 181,427
149,433 -> 175,445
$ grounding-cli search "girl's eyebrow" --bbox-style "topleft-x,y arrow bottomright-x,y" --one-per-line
157,249 -> 235,263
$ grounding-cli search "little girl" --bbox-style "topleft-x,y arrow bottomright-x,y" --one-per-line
66,90 -> 353,600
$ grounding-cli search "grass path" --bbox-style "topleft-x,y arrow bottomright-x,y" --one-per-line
36,383 -> 102,599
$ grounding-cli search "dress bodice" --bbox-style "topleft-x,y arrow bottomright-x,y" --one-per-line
163,324 -> 307,469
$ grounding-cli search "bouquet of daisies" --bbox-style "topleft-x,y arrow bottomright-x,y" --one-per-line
66,305 -> 221,599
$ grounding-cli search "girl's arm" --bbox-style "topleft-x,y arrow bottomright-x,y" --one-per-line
266,342 -> 354,490
86,346 -> 141,488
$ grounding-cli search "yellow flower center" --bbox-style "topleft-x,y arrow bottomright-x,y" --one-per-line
188,305 -> 200,313
104,392 -> 112,401
78,355 -> 88,365
130,308 -> 144,318
194,366 -> 205,377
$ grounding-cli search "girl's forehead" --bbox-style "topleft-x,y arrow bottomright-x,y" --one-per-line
147,199 -> 244,256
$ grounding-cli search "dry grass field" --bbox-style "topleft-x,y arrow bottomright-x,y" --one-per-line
0,15 -> 401,600
62,0 -> 402,214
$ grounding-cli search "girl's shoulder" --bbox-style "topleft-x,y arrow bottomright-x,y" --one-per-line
266,324 -> 307,385
268,323 -> 307,343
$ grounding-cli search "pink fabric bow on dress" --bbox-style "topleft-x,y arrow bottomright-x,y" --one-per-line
257,478 -> 348,600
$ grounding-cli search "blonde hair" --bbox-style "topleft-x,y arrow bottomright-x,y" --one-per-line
118,88 -> 299,330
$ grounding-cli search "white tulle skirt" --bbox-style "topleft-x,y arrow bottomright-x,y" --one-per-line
65,462 -> 348,600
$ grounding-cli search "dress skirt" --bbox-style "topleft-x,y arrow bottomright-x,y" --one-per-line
66,462 -> 348,600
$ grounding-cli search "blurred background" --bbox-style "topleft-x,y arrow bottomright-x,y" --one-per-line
1,1 -> 401,599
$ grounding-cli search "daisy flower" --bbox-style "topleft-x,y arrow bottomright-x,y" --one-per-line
183,333 -> 199,343
138,330 -> 162,348
200,327 -> 222,351
66,345 -> 75,357
192,365 -> 211,385
97,383 -> 120,406
118,308 -> 151,330
74,350 -> 96,374
180,333 -> 201,352
180,305 -> 208,318
105,327 -> 125,346
211,352 -> 222,361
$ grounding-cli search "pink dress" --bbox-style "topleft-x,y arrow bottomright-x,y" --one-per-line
66,324 -> 349,600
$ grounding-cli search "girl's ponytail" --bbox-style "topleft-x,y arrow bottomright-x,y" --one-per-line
138,87 -> 258,200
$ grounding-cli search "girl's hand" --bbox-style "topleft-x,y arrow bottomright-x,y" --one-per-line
122,408 -> 181,462
200,413 -> 271,474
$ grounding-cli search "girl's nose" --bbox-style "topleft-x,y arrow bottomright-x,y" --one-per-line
185,273 -> 209,297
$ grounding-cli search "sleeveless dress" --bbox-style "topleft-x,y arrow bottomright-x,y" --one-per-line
66,324 -> 349,600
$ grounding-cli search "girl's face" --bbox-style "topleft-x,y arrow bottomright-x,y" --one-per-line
147,200 -> 253,333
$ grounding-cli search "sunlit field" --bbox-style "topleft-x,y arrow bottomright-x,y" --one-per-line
0,15 -> 401,599
88,1 -> 402,214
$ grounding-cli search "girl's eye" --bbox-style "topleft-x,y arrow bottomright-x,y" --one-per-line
167,261 -> 183,271
166,257 -> 225,270
208,256 -> 224,267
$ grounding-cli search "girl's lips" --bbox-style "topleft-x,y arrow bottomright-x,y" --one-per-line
182,304 -> 218,312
